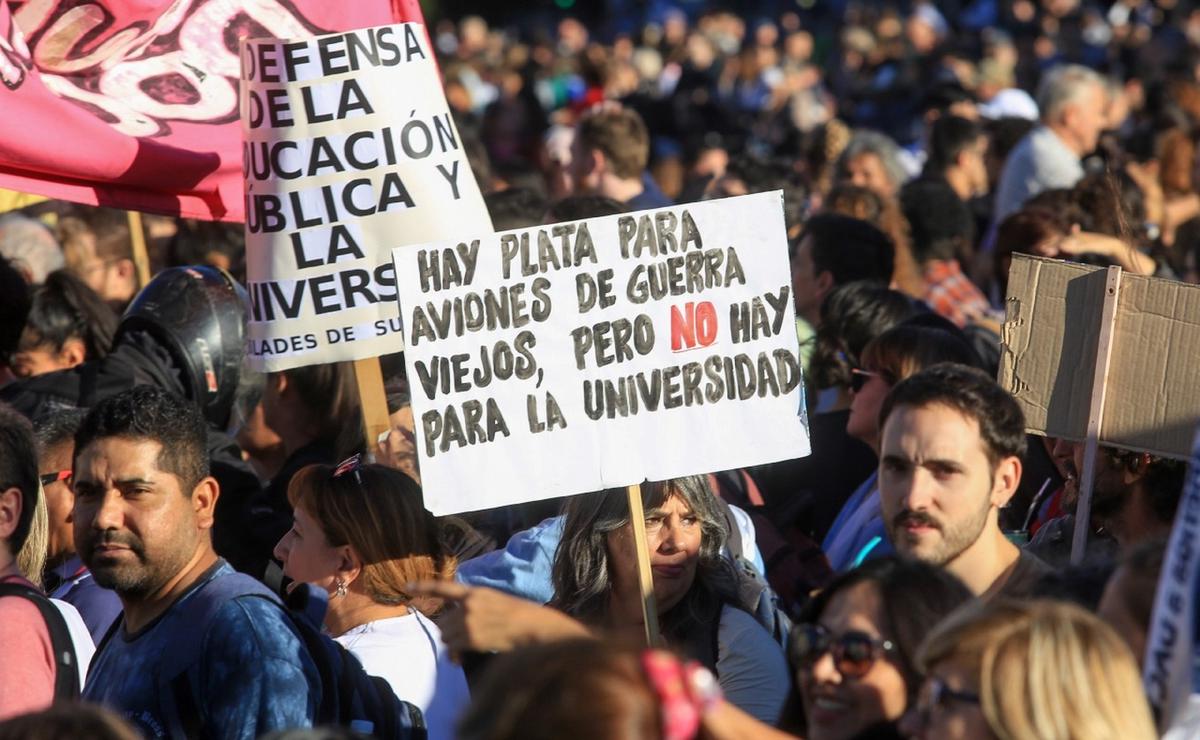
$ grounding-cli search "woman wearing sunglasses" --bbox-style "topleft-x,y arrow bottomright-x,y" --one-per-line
904,598 -> 1156,740
272,459 -> 470,740
788,556 -> 974,740
823,324 -> 978,571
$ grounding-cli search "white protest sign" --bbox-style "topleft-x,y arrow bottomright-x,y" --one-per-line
240,24 -> 491,372
392,191 -> 810,516
1144,428 -> 1200,737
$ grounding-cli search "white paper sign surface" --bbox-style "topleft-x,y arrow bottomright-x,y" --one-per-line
240,23 -> 491,372
1144,428 -> 1200,737
393,191 -> 811,516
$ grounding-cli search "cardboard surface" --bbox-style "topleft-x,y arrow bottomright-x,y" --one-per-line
1000,254 -> 1200,460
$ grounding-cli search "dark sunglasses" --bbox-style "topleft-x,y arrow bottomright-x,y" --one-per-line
791,623 -> 896,678
849,368 -> 883,393
916,675 -> 981,716
40,470 -> 71,487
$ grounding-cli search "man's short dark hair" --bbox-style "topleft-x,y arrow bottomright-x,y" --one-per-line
795,214 -> 895,286
485,187 -> 550,231
546,195 -> 627,222
33,408 -> 88,455
0,256 -> 30,360
74,386 -> 209,492
880,363 -> 1027,466
901,180 -> 974,263
925,115 -> 984,175
0,403 -> 38,554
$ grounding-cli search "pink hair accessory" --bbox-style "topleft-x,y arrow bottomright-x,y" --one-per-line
641,649 -> 723,740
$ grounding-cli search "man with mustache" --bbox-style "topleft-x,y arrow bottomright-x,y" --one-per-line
74,386 -> 320,738
877,363 -> 1050,598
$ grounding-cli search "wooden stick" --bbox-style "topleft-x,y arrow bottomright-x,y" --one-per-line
353,356 -> 392,459
127,210 -> 151,289
1071,266 -> 1123,565
626,483 -> 661,646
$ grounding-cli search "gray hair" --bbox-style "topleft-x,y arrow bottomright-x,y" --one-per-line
838,130 -> 910,191
550,476 -> 735,628
1036,64 -> 1106,124
0,214 -> 63,284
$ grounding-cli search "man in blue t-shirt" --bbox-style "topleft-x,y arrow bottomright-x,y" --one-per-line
73,386 -> 319,738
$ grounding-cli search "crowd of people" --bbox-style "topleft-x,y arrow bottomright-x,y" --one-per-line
1,0 -> 1199,738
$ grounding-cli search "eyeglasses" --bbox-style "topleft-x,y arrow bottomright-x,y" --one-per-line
916,675 -> 981,717
39,470 -> 71,487
332,454 -> 364,485
791,623 -> 896,678
849,368 -> 883,393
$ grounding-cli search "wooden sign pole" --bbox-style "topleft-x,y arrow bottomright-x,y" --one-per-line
353,356 -> 392,460
1071,265 -> 1123,565
626,483 -> 661,646
127,210 -> 151,289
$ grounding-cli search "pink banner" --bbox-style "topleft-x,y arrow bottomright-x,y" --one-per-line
0,0 -> 421,222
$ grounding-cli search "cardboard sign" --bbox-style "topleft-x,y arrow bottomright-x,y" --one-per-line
1143,430 -> 1200,737
240,23 -> 491,372
1000,254 -> 1200,460
392,192 -> 811,515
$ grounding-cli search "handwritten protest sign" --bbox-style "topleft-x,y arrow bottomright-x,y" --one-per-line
1143,429 -> 1200,737
240,23 -> 490,372
392,191 -> 810,516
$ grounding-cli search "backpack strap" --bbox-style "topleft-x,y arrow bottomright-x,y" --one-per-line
154,572 -> 279,738
0,583 -> 80,699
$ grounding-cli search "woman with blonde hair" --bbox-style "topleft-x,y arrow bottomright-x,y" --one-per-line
904,598 -> 1156,740
273,457 -> 469,740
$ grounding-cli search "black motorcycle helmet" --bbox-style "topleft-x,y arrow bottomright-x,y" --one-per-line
116,266 -> 255,431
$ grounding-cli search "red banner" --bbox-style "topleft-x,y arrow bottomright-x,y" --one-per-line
0,0 -> 421,222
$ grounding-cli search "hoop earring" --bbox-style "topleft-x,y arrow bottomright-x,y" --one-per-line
335,579 -> 348,598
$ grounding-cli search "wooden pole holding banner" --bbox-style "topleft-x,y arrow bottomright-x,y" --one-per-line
626,483 -> 662,646
1071,265 -> 1123,565
127,210 -> 151,289
353,357 -> 392,460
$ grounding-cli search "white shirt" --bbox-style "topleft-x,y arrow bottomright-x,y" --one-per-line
335,611 -> 469,740
51,598 -> 94,688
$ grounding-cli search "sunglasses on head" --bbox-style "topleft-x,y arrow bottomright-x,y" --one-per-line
791,623 -> 896,679
332,454 -> 364,486
849,368 -> 884,393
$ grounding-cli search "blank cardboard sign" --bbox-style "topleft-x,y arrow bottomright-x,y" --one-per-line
1000,254 -> 1200,461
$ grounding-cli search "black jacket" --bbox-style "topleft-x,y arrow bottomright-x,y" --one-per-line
1,331 -> 269,576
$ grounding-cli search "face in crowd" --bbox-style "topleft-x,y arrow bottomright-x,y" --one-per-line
798,579 -> 908,740
39,439 -> 75,565
793,558 -> 974,740
605,492 -> 703,615
878,402 -> 1018,567
72,437 -> 217,599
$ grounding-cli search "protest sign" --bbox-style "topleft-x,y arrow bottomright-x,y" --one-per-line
240,23 -> 491,373
1000,254 -> 1200,460
392,191 -> 810,516
0,0 -> 414,221
1143,429 -> 1200,737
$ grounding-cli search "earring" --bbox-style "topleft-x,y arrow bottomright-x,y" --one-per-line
335,579 -> 347,598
